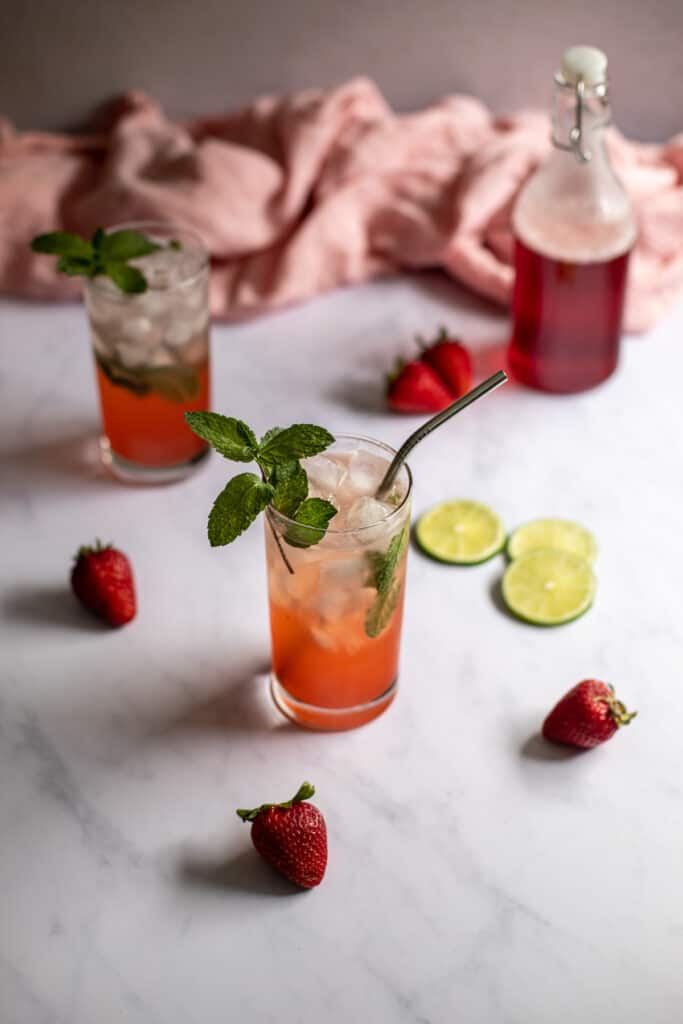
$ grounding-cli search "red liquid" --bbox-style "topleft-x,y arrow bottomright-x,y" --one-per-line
509,237 -> 631,393
96,359 -> 210,467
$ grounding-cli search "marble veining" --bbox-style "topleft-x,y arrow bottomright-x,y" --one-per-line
2,274 -> 683,1023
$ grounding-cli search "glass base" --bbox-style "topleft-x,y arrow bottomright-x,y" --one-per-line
100,437 -> 210,484
270,674 -> 397,731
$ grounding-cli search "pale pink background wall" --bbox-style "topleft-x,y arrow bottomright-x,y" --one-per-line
1,0 -> 680,140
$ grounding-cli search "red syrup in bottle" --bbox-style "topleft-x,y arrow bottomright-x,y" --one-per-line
509,237 -> 631,393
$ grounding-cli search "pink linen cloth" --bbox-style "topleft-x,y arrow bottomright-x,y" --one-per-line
2,77 -> 683,332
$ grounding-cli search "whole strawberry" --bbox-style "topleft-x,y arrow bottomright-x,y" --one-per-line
387,359 -> 453,413
420,328 -> 473,398
71,540 -> 136,627
543,679 -> 636,749
387,327 -> 473,413
237,781 -> 327,888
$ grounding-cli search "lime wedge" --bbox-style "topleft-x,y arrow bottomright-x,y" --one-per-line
508,518 -> 597,563
501,549 -> 596,626
416,499 -> 505,564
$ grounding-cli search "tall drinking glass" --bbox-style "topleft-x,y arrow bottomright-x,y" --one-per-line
83,222 -> 211,483
265,434 -> 412,730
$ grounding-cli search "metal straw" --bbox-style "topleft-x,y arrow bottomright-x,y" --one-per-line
375,369 -> 508,499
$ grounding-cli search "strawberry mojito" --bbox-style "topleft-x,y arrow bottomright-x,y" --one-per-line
83,223 -> 211,481
31,222 -> 211,483
266,436 -> 412,729
185,415 -> 412,731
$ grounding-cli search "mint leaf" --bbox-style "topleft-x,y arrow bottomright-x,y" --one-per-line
365,550 -> 384,587
56,256 -> 96,277
259,427 -> 283,453
369,527 -> 409,596
270,461 -> 308,516
101,230 -> 161,261
259,424 -> 335,464
364,527 -> 409,637
208,473 -> 274,547
92,228 -> 105,250
106,262 -> 148,294
185,412 -> 257,462
285,497 -> 337,548
31,232 -> 93,259
96,353 -> 149,396
365,581 -> 402,639
96,354 -> 199,401
143,365 -> 199,402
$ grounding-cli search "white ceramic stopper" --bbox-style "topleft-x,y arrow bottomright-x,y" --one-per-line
561,45 -> 608,86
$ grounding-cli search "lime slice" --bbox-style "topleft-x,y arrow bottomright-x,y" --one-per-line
508,518 -> 597,563
501,549 -> 596,626
416,499 -> 505,564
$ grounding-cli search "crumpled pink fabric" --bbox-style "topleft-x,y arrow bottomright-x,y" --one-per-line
2,77 -> 683,332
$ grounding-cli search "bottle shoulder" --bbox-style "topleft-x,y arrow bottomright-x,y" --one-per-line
513,148 -> 636,263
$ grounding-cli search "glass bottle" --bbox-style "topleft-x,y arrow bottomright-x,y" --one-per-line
508,46 -> 636,393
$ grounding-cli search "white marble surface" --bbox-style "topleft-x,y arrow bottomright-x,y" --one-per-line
2,273 -> 683,1023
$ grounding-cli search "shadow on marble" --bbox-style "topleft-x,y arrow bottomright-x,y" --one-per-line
2,425 -> 116,496
3,582 -> 103,631
177,846 -> 302,897
327,375 -> 388,415
408,268 -> 502,316
149,664 -> 296,739
488,577 -> 517,622
34,654 -> 298,749
519,734 -> 586,762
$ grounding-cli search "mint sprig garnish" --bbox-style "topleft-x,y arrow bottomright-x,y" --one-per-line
185,412 -> 337,556
365,526 -> 409,638
30,227 -> 167,294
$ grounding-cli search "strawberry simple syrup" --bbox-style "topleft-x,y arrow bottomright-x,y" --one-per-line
509,237 -> 631,394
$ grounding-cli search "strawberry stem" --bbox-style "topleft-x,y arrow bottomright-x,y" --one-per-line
236,781 -> 316,822
600,690 -> 637,727
75,538 -> 112,559
416,325 -> 450,353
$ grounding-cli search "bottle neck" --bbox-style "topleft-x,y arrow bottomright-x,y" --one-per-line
551,78 -> 611,164
513,77 -> 635,263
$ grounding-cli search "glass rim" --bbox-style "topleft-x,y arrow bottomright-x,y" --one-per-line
266,432 -> 412,537
85,219 -> 209,295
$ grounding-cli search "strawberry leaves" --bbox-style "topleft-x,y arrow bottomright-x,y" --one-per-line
31,227 -> 164,293
185,413 -> 338,551
236,781 -> 316,822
